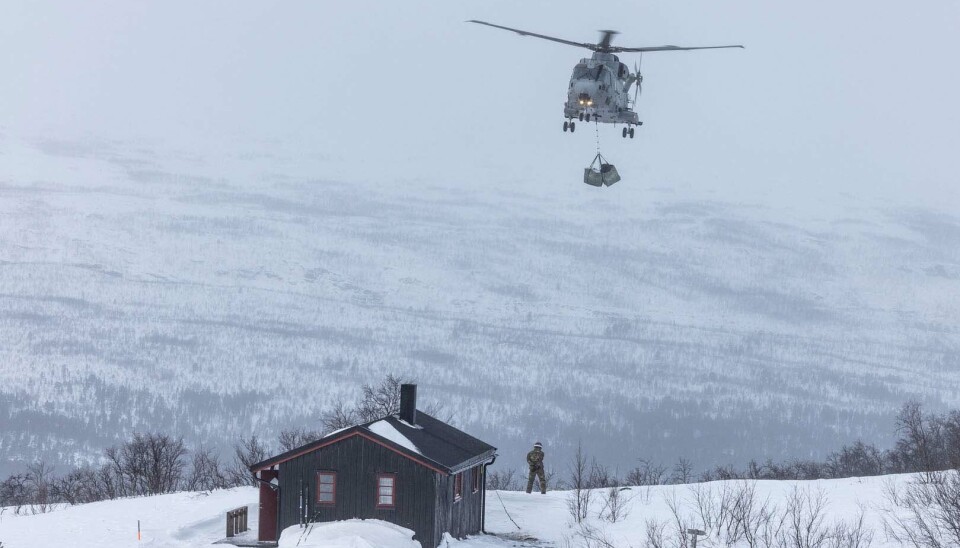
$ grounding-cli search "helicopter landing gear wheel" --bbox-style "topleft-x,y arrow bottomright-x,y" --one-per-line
578,112 -> 584,122
563,121 -> 569,132
585,113 -> 591,122
629,127 -> 635,138
622,127 -> 628,138
570,121 -> 576,132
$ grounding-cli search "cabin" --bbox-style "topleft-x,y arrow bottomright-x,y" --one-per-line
249,384 -> 497,548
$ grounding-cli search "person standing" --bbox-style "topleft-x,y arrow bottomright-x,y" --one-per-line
526,441 -> 546,494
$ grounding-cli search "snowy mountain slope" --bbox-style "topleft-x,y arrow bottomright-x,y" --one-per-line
0,475 -> 931,548
1,133 -> 959,474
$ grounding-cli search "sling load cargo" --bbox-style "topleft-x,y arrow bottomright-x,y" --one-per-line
583,152 -> 621,187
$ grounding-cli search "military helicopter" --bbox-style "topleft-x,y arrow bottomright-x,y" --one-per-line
468,20 -> 743,138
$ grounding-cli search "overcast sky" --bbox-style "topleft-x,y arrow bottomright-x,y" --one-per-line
2,0 -> 958,210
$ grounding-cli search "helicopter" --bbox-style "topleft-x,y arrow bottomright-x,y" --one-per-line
468,20 -> 743,138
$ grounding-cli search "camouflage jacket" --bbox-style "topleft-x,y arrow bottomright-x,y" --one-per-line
527,448 -> 545,469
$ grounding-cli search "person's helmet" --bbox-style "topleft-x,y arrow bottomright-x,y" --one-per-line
534,442 -> 542,448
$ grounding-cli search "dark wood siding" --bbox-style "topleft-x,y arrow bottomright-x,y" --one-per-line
434,465 -> 484,542
277,435 -> 439,548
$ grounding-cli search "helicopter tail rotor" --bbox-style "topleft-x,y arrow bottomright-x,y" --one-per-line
633,56 -> 643,105
625,56 -> 643,107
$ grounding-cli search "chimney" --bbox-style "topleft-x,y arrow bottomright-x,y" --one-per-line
399,384 -> 417,425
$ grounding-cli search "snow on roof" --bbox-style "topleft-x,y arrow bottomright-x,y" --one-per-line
396,417 -> 423,429
367,420 -> 421,455
279,519 -> 420,548
324,425 -> 353,438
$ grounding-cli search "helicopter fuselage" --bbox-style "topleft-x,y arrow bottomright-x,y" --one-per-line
564,52 -> 640,126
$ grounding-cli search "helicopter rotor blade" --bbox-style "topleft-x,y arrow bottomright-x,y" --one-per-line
467,20 -> 599,51
611,44 -> 744,53
597,30 -> 619,51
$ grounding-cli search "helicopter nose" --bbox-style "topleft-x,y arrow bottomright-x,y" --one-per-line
573,82 -> 600,106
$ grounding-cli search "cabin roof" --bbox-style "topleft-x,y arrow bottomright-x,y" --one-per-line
250,411 -> 496,475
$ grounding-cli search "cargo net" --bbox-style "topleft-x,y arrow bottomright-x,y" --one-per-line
584,152 -> 621,187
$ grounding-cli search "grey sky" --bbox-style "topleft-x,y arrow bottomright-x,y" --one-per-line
2,0 -> 958,209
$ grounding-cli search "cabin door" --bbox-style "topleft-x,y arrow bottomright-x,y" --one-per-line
258,470 -> 279,541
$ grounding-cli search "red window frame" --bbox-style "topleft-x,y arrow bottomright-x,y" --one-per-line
472,467 -> 481,493
376,473 -> 396,508
454,472 -> 463,501
316,471 -> 336,505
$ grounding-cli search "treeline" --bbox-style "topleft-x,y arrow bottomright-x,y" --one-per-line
4,393 -> 957,517
0,375 -> 421,515
700,401 -> 960,482
0,432 -> 270,515
490,400 -> 960,491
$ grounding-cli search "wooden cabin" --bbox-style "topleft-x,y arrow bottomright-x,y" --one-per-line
250,384 -> 497,548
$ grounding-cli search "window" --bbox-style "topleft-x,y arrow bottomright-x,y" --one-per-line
454,472 -> 463,501
377,474 -> 396,508
316,471 -> 336,505
472,467 -> 481,493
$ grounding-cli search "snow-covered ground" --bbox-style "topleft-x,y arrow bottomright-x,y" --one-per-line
0,475 -> 924,547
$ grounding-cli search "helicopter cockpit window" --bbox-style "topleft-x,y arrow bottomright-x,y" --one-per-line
573,65 -> 605,81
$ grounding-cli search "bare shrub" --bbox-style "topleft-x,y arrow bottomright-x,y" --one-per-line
320,374 -> 450,433
825,441 -> 885,478
684,481 -> 870,548
278,427 -> 323,452
0,472 -> 30,514
486,467 -> 520,491
829,509 -> 873,548
664,492 -> 691,548
781,486 -> 833,548
894,401 -> 948,474
105,432 -> 187,496
226,435 -> 268,487
53,465 -> 104,505
575,522 -> 621,548
547,466 -> 565,490
184,446 -> 228,492
355,374 -> 406,422
688,480 -> 777,547
942,411 -> 960,469
644,518 -> 669,548
671,458 -> 695,484
321,399 -> 358,433
24,461 -> 56,514
627,459 -> 666,487
882,470 -> 960,547
600,486 -> 635,523
567,442 -> 593,523
589,461 -> 618,489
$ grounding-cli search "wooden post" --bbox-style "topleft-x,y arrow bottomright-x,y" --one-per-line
226,507 -> 248,538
